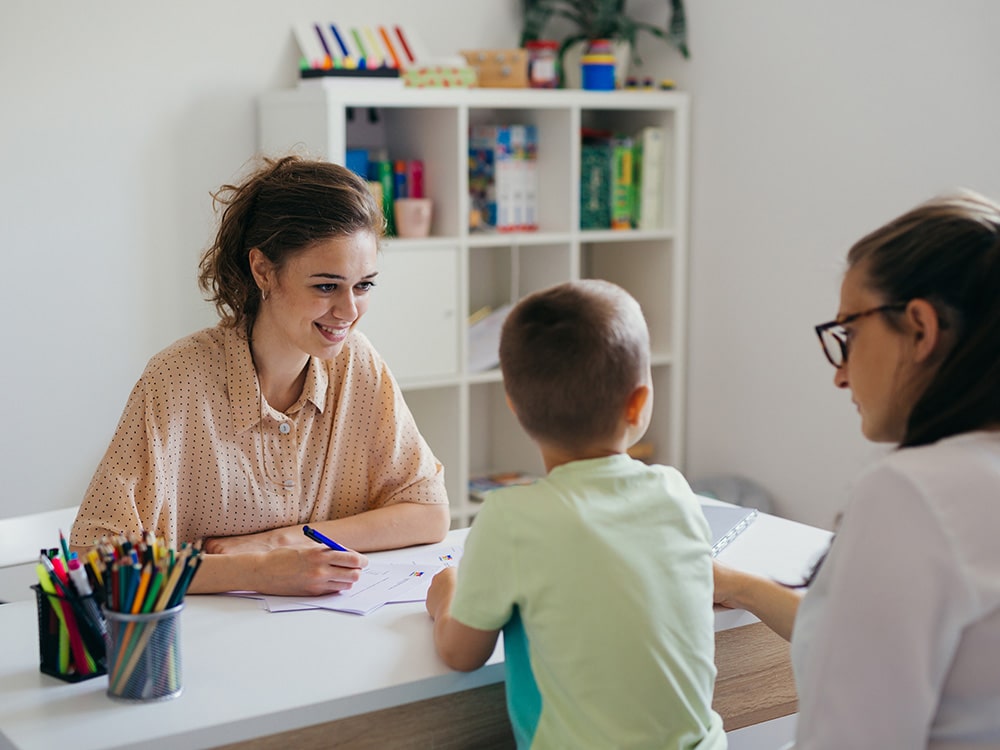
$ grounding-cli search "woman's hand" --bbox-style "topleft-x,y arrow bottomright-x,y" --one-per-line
188,545 -> 369,597
253,546 -> 369,597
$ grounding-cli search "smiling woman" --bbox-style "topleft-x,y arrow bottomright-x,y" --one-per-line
247,232 -> 380,410
70,155 -> 450,596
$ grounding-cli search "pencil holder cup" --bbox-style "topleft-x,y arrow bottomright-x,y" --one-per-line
32,584 -> 107,683
393,198 -> 433,238
104,603 -> 184,702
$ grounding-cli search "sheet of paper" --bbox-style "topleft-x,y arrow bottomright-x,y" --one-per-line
222,544 -> 465,614
467,304 -> 512,372
292,562 -> 443,615
364,544 -> 463,568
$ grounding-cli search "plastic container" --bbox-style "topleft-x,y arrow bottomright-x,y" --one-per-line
525,40 -> 559,88
581,54 -> 616,90
586,39 -> 614,55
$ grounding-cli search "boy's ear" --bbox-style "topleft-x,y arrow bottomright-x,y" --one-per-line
624,385 -> 650,426
504,391 -> 516,415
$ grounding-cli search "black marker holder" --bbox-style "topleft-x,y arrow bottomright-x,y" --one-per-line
32,584 -> 107,682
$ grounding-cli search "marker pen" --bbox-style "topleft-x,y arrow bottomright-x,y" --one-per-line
67,558 -> 109,643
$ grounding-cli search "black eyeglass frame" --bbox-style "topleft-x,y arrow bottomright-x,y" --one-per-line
814,302 -> 909,368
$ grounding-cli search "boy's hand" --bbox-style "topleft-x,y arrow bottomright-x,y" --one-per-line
425,566 -> 500,671
426,566 -> 457,620
712,559 -> 745,610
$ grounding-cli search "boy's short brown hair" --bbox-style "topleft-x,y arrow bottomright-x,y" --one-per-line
499,279 -> 651,448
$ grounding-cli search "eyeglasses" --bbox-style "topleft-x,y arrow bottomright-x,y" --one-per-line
814,303 -> 908,368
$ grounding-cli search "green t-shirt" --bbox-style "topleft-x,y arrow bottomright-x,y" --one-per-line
451,454 -> 726,749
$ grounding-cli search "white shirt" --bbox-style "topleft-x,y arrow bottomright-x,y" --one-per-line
791,431 -> 1000,749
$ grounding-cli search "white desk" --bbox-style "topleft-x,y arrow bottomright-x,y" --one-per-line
0,514 -> 831,750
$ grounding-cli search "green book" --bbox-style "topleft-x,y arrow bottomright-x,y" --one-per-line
580,143 -> 611,229
610,136 -> 634,230
376,160 -> 396,236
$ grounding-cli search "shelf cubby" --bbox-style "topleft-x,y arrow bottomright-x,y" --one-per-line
259,87 -> 690,526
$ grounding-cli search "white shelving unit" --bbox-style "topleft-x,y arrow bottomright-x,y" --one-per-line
258,86 -> 690,528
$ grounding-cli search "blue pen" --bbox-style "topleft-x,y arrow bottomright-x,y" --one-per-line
303,525 -> 348,552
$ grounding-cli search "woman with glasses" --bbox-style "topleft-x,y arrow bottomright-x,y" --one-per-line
70,155 -> 450,595
714,190 -> 1000,747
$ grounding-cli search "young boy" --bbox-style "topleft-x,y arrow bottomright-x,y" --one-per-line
426,280 -> 725,749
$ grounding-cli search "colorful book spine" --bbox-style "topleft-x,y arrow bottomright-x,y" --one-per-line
468,124 -> 538,233
580,140 -> 612,230
469,125 -> 501,230
407,159 -> 424,198
374,159 -> 396,235
511,125 -> 538,231
634,126 -> 667,231
494,126 -> 516,231
610,136 -> 635,230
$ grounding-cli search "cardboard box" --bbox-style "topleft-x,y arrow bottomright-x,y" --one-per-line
460,49 -> 529,88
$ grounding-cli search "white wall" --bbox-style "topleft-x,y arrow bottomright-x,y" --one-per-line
669,1 -> 1000,528
0,1 -> 520,520
3,1 -> 998,531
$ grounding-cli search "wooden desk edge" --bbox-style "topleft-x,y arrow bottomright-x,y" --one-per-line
714,621 -> 798,731
214,621 -> 795,748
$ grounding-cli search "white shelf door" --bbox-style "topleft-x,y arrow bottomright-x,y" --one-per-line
359,245 -> 460,382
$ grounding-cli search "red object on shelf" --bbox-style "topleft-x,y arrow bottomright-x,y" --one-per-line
525,40 -> 559,89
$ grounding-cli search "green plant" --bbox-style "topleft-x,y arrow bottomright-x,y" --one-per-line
520,0 -> 689,63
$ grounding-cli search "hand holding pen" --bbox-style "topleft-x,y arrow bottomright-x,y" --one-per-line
297,525 -> 368,595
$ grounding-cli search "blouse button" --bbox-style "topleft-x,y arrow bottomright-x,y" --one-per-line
279,422 -> 291,434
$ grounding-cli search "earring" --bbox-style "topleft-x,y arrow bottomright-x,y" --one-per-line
261,289 -> 268,302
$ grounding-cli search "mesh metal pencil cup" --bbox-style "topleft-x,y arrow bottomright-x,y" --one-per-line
104,603 -> 184,702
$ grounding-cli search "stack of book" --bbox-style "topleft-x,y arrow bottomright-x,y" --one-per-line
469,471 -> 539,502
580,126 -> 668,231
346,149 -> 425,237
469,124 -> 538,232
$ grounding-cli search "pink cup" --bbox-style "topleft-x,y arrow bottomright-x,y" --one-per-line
394,198 -> 433,238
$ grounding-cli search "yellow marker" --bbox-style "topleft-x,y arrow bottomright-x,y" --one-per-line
36,564 -> 70,673
363,26 -> 383,66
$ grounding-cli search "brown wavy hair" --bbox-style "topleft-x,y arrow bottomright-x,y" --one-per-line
198,154 -> 384,332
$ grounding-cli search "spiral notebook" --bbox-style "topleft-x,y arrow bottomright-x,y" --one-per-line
700,503 -> 759,557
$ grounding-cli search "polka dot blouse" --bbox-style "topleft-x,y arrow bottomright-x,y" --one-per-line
71,325 -> 448,547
